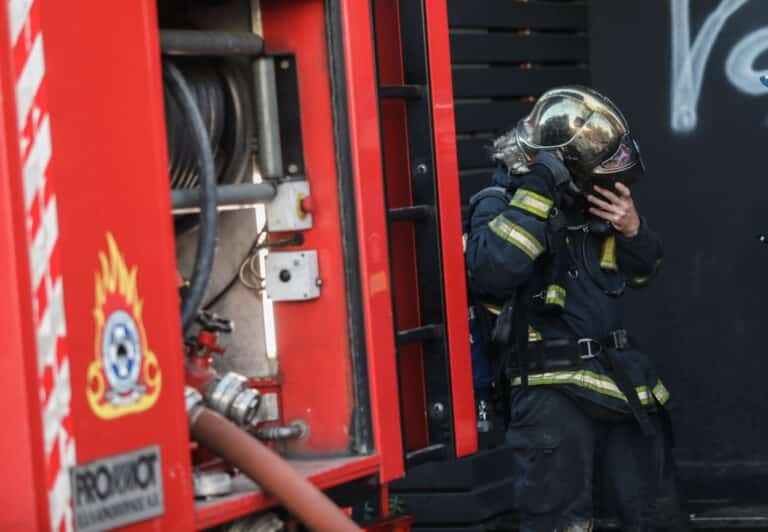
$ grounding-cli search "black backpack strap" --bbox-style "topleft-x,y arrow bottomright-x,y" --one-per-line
538,208 -> 572,312
512,289 -> 530,387
466,183 -> 534,388
491,288 -> 531,388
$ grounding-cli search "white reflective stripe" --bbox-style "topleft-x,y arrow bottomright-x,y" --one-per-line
652,381 -> 671,404
48,433 -> 74,532
24,114 -> 50,208
511,370 -> 666,405
521,193 -> 550,213
510,189 -> 552,219
16,33 -> 44,130
8,0 -> 34,46
36,276 -> 65,373
489,215 -> 544,259
12,5 -> 76,530
30,195 -> 58,288
42,359 -> 71,454
513,370 -> 622,394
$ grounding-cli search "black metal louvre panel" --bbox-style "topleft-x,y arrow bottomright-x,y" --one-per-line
447,0 -> 590,205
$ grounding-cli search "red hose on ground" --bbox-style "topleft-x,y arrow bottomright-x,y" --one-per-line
190,406 -> 360,532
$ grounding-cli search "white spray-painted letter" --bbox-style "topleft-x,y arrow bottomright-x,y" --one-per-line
670,0 -> 749,132
726,27 -> 768,95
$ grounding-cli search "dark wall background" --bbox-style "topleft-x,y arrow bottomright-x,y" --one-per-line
589,0 -> 768,498
448,0 -> 591,202
449,0 -> 768,501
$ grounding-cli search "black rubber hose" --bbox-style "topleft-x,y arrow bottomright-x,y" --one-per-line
165,64 -> 252,190
218,65 -> 251,185
163,61 -> 218,331
160,30 -> 264,57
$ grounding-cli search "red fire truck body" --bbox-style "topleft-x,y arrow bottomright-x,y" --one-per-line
0,0 -> 476,530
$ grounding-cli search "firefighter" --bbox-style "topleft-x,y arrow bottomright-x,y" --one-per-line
464,86 -> 689,531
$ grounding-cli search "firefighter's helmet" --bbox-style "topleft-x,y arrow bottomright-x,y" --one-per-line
491,85 -> 644,191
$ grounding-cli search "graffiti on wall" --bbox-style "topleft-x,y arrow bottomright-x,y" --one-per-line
670,0 -> 768,132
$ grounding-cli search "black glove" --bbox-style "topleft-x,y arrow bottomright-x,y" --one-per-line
517,150 -> 573,206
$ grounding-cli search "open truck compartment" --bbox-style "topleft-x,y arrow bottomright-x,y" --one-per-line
1,0 -> 767,530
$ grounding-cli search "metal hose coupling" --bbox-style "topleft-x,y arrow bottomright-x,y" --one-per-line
205,372 -> 261,426
185,386 -> 205,426
254,421 -> 307,441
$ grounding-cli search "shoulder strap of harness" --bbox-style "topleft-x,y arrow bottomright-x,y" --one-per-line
463,185 -> 509,236
465,182 -> 540,389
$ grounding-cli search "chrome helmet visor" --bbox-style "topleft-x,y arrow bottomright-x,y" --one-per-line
495,86 -> 646,192
594,133 -> 643,174
591,133 -> 645,186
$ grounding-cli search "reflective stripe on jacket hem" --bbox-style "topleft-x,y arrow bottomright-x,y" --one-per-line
511,370 -> 670,406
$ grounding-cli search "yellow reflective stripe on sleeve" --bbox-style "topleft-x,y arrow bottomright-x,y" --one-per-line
482,303 -> 501,315
600,235 -> 618,271
544,284 -> 566,308
511,371 -> 670,406
509,188 -> 553,219
488,215 -> 545,259
652,380 -> 670,405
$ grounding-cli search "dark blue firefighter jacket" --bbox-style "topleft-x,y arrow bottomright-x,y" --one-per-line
465,164 -> 670,414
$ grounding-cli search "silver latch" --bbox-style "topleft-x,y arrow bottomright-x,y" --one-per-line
578,338 -> 602,359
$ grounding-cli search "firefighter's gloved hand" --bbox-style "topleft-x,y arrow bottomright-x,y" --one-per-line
516,150 -> 572,207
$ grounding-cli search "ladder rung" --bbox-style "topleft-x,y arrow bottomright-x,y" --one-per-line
396,324 -> 443,345
405,443 -> 447,468
379,84 -> 424,100
387,205 -> 433,222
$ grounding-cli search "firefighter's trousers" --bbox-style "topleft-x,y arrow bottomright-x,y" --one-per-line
507,387 -> 690,532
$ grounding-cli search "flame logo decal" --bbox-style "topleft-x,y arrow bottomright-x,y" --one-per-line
87,233 -> 161,419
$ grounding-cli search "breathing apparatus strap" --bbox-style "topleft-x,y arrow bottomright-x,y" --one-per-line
491,289 -> 531,388
601,349 -> 656,437
512,290 -> 530,387
531,150 -> 573,198
538,207 -> 571,312
600,234 -> 618,271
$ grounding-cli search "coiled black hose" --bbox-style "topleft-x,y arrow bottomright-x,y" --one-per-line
163,61 -> 218,332
164,63 -> 253,191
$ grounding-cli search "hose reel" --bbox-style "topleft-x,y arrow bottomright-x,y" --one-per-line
164,62 -> 254,192
160,30 -> 269,332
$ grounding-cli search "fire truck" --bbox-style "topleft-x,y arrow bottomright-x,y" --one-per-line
3,0 -> 768,530
1,0 -> 475,529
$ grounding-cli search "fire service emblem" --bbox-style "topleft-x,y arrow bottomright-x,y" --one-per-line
87,233 -> 162,419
